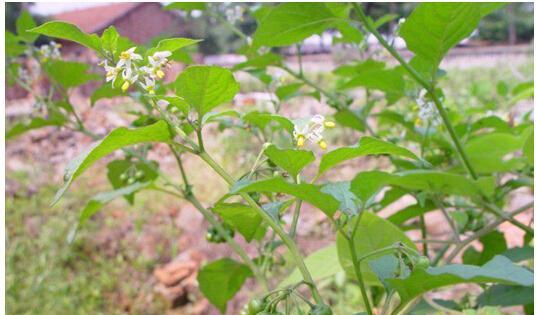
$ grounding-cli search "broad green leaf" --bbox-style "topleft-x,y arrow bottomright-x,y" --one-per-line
213,203 -> 263,242
264,144 -> 314,179
400,3 -> 495,75
100,26 -> 119,55
16,10 -> 38,42
280,244 -> 342,287
477,285 -> 534,307
351,170 -> 494,201
242,111 -> 294,133
174,65 -> 239,117
319,136 -> 419,175
79,182 -> 150,226
201,110 -> 240,125
53,121 -> 172,205
146,38 -> 201,56
463,231 -> 507,266
67,182 -> 151,243
106,159 -> 159,204
479,3 -> 507,16
90,83 -> 123,106
336,212 -> 417,285
6,31 -> 26,57
500,246 -> 534,263
387,201 -> 436,226
232,52 -> 283,71
164,2 -> 206,11
321,181 -> 360,216
465,132 -> 527,173
340,67 -> 405,100
29,21 -> 102,52
230,177 -> 340,217
43,60 -> 100,88
384,255 -> 534,306
6,116 -> 65,140
523,129 -> 534,166
334,59 -> 386,77
253,3 -> 340,47
334,109 -> 366,132
197,258 -> 252,313
150,95 -> 190,115
334,21 -> 364,44
275,82 -> 303,101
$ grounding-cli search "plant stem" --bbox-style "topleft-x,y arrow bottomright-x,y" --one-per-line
418,215 -> 428,257
289,175 -> 302,238
352,3 -> 478,180
198,151 -> 324,304
186,193 -> 269,290
347,211 -> 374,315
432,196 -> 461,243
444,202 -> 533,263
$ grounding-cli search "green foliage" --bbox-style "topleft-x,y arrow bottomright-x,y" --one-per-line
16,10 -> 38,42
54,121 -> 172,204
29,21 -> 102,52
337,212 -> 417,285
197,258 -> 253,312
212,203 -> 264,242
7,116 -> 66,140
264,145 -> 315,179
174,65 -> 240,117
44,60 -> 100,88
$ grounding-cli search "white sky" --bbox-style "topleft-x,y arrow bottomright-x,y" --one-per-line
30,3 -> 104,15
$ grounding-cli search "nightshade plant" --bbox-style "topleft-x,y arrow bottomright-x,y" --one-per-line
6,3 -> 535,314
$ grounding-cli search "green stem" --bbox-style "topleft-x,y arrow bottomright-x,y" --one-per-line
198,151 -> 324,304
289,175 -> 302,238
186,194 -> 269,290
352,3 -> 478,180
348,211 -> 374,315
418,215 -> 428,257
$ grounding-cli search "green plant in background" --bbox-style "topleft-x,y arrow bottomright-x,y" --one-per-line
6,3 -> 534,315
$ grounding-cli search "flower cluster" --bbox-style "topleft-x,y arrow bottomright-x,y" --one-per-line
37,41 -> 62,62
415,90 -> 441,127
225,5 -> 244,24
101,47 -> 171,93
293,115 -> 335,150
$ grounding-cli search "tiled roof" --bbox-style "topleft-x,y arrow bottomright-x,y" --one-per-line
52,3 -> 144,33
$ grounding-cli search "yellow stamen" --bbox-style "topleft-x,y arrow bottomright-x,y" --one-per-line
318,140 -> 327,150
120,51 -> 130,59
324,121 -> 336,128
415,118 -> 422,126
296,135 -> 305,148
156,69 -> 165,79
148,88 -> 155,95
121,80 -> 130,92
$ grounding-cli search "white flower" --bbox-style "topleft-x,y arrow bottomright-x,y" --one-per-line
292,115 -> 335,150
139,76 -> 156,94
103,61 -> 122,86
415,89 -> 440,126
38,41 -> 62,61
157,99 -> 170,107
149,51 -> 171,67
117,47 -> 142,69
120,67 -> 139,92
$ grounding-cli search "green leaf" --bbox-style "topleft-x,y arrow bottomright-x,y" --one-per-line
197,258 -> 252,313
500,246 -> 534,263
387,201 -> 436,226
334,59 -> 385,77
318,136 -> 419,175
90,83 -> 123,106
465,132 -> 527,173
79,182 -> 150,226
106,159 -> 159,204
384,255 -> 534,306
164,2 -> 206,11
6,116 -> 65,140
463,231 -> 507,266
336,212 -> 417,285
340,67 -> 405,100
275,82 -> 303,101
6,31 -> 26,57
477,285 -> 534,307
280,244 -> 342,287
264,145 -> 314,179
16,10 -> 38,42
253,3 -> 340,47
351,171 -> 394,207
232,52 -> 283,71
29,21 -> 102,52
43,60 -> 100,88
400,3 -> 487,76
201,110 -> 240,125
174,65 -> 239,117
100,26 -> 119,55
524,129 -> 534,166
242,111 -> 294,133
146,38 -> 201,56
53,121 -> 172,205
230,177 -> 340,217
213,203 -> 263,242
334,109 -> 366,132
321,181 -> 360,216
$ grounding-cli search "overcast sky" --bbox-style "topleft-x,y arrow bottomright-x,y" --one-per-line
30,3 -> 114,15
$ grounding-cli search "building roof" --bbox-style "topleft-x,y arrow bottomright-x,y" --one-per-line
52,3 -> 145,34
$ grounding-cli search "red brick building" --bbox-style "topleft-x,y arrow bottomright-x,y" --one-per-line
52,2 -> 191,59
